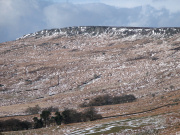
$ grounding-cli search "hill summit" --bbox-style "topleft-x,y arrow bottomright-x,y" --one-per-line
18,26 -> 180,40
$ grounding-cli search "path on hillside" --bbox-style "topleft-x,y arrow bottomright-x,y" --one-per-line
102,102 -> 179,119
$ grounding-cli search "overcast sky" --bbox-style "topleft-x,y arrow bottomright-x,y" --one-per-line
0,0 -> 180,43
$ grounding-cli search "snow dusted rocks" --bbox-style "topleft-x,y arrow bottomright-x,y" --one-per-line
17,26 -> 180,40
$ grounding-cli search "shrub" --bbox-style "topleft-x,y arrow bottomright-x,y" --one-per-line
0,119 -> 32,132
83,107 -> 102,121
25,105 -> 41,115
152,93 -> 155,97
112,94 -> 136,104
80,94 -> 136,107
33,117 -> 43,129
40,110 -> 51,127
61,107 -> 102,124
62,109 -> 83,124
43,106 -> 59,112
88,95 -> 112,106
54,112 -> 63,125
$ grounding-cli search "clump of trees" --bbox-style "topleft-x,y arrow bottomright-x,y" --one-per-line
32,106 -> 102,129
0,106 -> 102,133
80,94 -> 136,107
25,105 -> 102,128
61,107 -> 102,124
0,119 -> 32,132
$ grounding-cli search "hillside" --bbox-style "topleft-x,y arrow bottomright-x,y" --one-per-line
0,26 -> 180,134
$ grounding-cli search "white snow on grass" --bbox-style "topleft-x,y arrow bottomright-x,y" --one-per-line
67,115 -> 166,135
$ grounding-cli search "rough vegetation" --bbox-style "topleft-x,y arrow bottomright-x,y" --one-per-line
0,26 -> 180,134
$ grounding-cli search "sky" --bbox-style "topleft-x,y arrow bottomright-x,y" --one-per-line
0,0 -> 180,43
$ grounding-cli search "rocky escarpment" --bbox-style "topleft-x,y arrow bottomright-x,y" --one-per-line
17,26 -> 180,40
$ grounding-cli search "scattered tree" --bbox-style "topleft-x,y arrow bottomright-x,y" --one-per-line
83,107 -> 102,121
54,111 -> 63,125
33,117 -> 43,129
40,110 -> 51,127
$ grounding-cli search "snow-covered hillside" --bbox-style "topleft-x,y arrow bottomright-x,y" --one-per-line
0,26 -> 180,118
